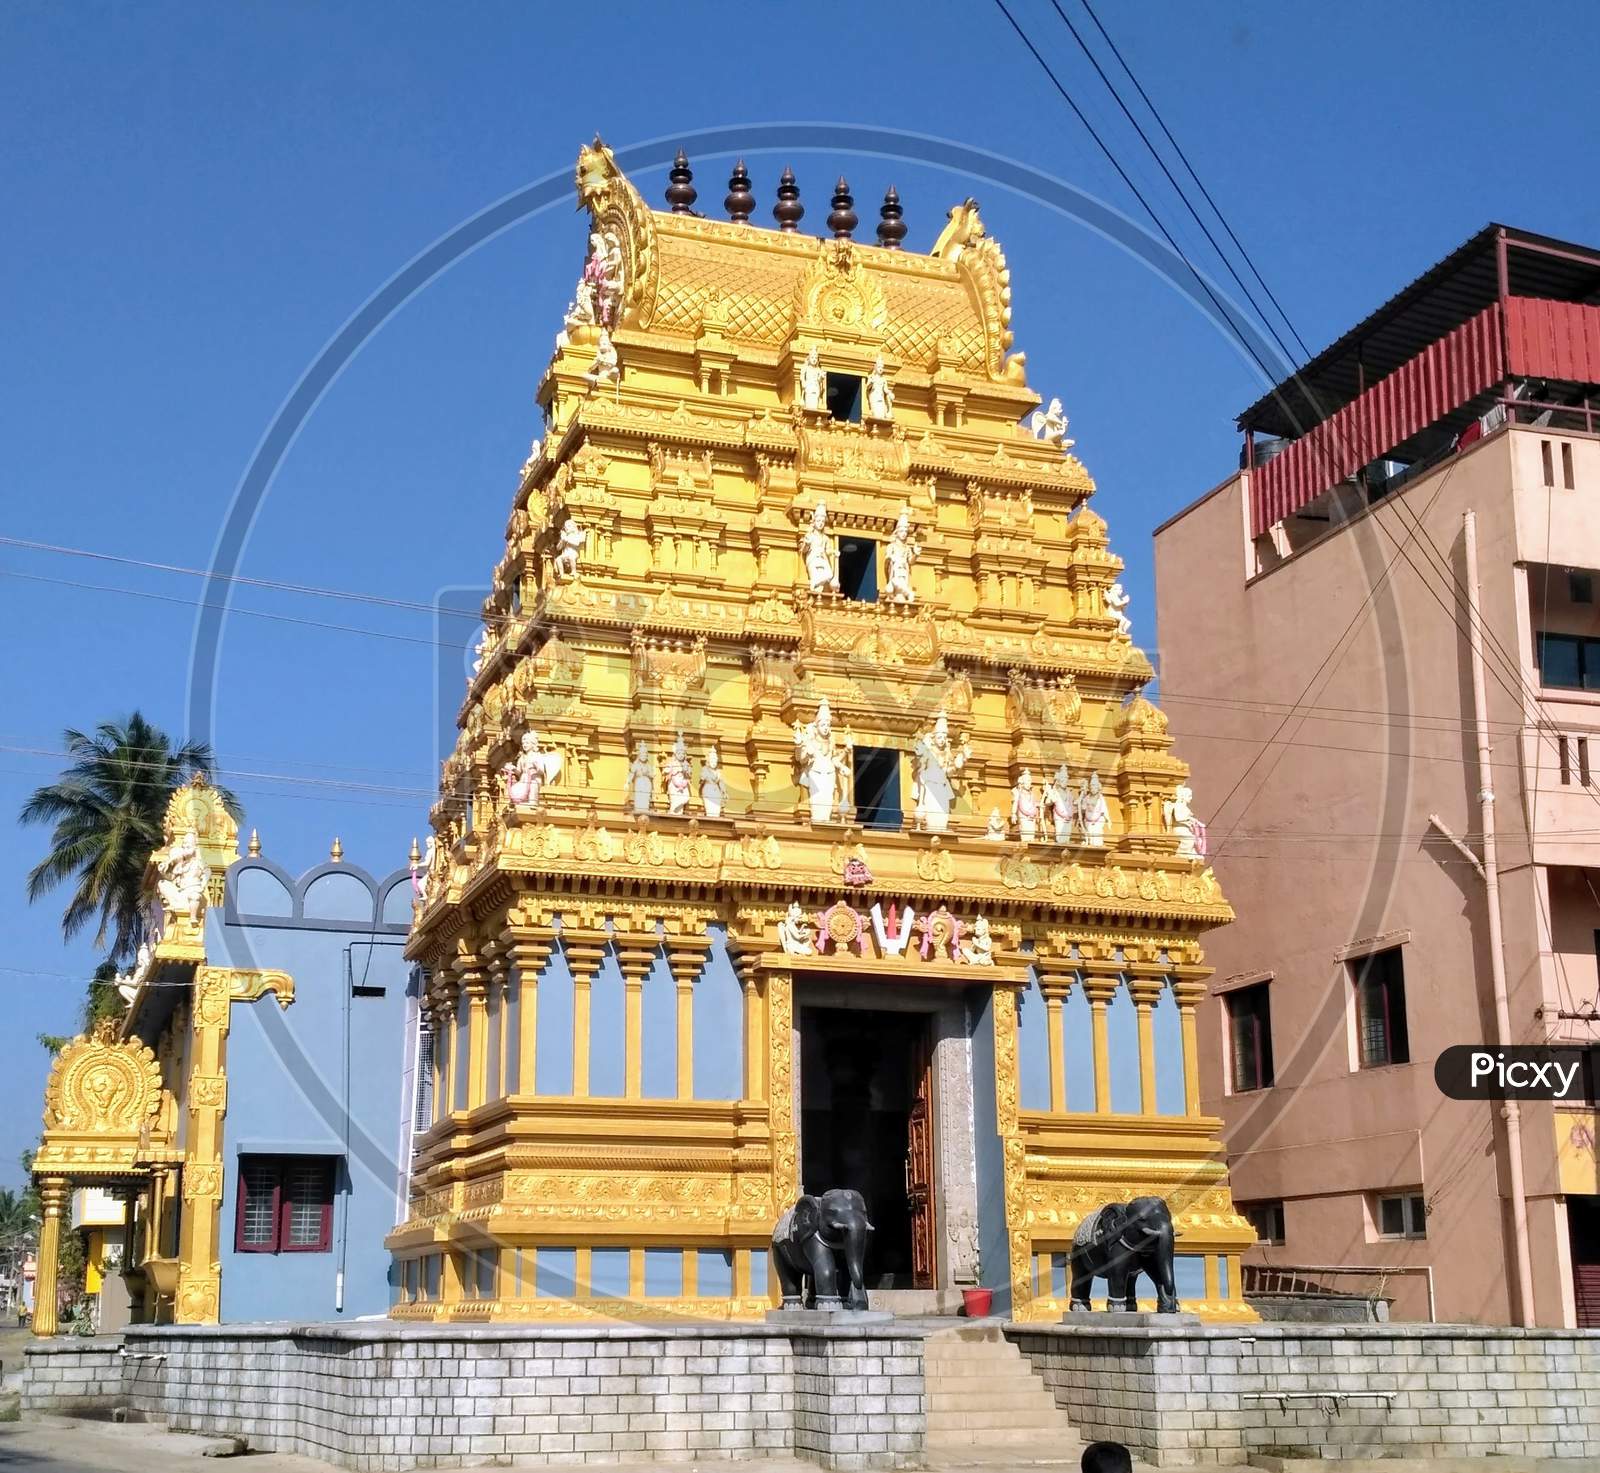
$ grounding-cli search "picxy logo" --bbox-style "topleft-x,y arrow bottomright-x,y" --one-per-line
1435,1045 -> 1599,1101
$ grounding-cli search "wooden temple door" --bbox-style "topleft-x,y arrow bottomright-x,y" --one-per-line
905,1027 -> 936,1289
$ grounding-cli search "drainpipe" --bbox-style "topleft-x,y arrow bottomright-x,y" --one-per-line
1463,509 -> 1536,1326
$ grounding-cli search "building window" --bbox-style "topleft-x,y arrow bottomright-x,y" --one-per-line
413,1025 -> 435,1133
235,1155 -> 335,1254
1569,569 -> 1593,605
1225,982 -> 1275,1093
825,372 -> 862,423
1352,947 -> 1410,1068
1537,632 -> 1600,691
1563,442 -> 1577,491
851,746 -> 903,831
838,536 -> 879,601
1375,1191 -> 1427,1240
1241,1199 -> 1286,1246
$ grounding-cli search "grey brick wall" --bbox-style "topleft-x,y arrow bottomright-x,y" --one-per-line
25,1323 -> 925,1472
19,1336 -> 125,1414
1008,1322 -> 1600,1467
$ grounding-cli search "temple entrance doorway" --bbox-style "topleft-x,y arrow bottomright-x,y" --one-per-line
799,1005 -> 936,1290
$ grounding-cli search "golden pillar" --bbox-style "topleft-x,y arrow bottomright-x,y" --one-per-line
766,964 -> 796,1205
32,1177 -> 67,1337
437,992 -> 460,1118
1127,962 -> 1168,1117
509,932 -> 554,1095
176,966 -> 232,1324
992,986 -> 1030,1317
462,961 -> 490,1112
562,934 -> 608,1098
1079,958 -> 1122,1114
1035,960 -> 1075,1114
614,935 -> 659,1100
734,949 -> 767,1102
1170,961 -> 1212,1116
666,936 -> 711,1101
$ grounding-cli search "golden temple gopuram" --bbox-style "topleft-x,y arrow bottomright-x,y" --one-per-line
389,140 -> 1254,1322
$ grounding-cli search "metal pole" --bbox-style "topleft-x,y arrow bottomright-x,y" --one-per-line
1463,508 -> 1536,1326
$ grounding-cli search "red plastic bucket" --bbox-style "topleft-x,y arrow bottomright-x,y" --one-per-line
961,1287 -> 995,1318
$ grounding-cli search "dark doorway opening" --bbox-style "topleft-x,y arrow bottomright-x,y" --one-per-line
826,373 -> 863,423
852,746 -> 902,830
1571,1195 -> 1600,1328
800,1006 -> 933,1290
839,536 -> 878,601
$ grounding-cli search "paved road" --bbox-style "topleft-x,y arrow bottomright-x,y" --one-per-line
0,1418 -> 338,1473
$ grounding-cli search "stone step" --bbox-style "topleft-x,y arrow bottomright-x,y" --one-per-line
922,1325 -> 1077,1454
926,1390 -> 1062,1415
926,1361 -> 1056,1381
925,1425 -> 1082,1448
927,1406 -> 1070,1431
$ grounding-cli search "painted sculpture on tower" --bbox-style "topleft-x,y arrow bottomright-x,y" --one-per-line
799,346 -> 826,412
778,900 -> 815,956
864,355 -> 894,420
157,830 -> 208,925
884,506 -> 921,604
552,516 -> 585,582
793,699 -> 847,824
911,711 -> 971,834
1079,770 -> 1110,847
1010,768 -> 1040,842
958,916 -> 995,966
1163,783 -> 1208,860
662,732 -> 693,817
1029,396 -> 1073,449
626,741 -> 655,815
800,502 -> 840,594
504,729 -> 562,807
700,744 -> 728,818
1043,763 -> 1075,844
1105,581 -> 1132,637
585,328 -> 620,393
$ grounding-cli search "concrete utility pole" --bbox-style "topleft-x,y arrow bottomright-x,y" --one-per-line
1463,508 -> 1536,1327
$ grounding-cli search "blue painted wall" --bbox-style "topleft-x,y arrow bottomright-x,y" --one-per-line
207,855 -> 411,1323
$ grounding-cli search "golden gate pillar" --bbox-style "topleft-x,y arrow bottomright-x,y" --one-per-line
389,141 -> 1254,1321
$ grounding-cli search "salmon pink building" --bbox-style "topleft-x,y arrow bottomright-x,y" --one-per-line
1155,225 -> 1600,1328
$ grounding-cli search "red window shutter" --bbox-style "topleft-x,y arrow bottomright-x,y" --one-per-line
236,1157 -> 282,1253
280,1158 -> 335,1253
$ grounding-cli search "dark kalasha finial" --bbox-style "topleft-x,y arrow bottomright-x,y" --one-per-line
725,159 -> 754,223
666,149 -> 697,214
877,185 -> 908,250
773,166 -> 804,231
827,176 -> 858,240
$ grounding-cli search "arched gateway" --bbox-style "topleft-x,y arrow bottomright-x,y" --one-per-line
390,140 -> 1254,1322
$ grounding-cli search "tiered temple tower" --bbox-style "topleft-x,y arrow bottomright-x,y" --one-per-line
390,140 -> 1253,1321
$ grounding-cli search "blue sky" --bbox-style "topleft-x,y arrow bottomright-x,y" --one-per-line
3,0 -> 1598,1187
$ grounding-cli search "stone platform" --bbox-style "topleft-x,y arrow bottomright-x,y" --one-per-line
20,1317 -> 1600,1470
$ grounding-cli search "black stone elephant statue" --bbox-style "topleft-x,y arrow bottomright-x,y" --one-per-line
1069,1195 -> 1179,1313
772,1188 -> 873,1311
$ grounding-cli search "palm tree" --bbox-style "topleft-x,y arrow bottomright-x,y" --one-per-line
19,713 -> 239,962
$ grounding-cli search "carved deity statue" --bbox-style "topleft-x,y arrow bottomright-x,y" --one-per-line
984,808 -> 1007,841
115,942 -> 154,1004
471,627 -> 491,675
520,437 -> 543,481
863,354 -> 894,421
793,699 -> 846,825
1105,581 -> 1132,637
959,916 -> 995,966
1010,768 -> 1040,843
700,743 -> 728,819
778,901 -> 815,957
585,328 -> 620,393
662,732 -> 693,817
1163,783 -> 1208,860
157,829 -> 209,925
884,506 -> 921,604
799,346 -> 826,412
1043,762 -> 1075,844
626,741 -> 655,816
1079,770 -> 1110,847
800,501 -> 840,594
411,834 -> 437,905
504,729 -> 563,808
911,711 -> 971,834
1029,397 -> 1073,449
583,228 -> 624,326
552,516 -> 585,582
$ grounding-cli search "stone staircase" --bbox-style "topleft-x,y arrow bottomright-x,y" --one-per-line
922,1325 -> 1081,1460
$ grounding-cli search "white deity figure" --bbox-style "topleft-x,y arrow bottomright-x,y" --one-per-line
1043,762 -> 1075,844
412,834 -> 437,904
1079,770 -> 1110,848
864,354 -> 895,421
115,942 -> 154,1004
884,506 -> 921,604
778,900 -> 815,957
566,278 -> 596,330
504,729 -> 563,808
552,516 -> 584,582
1010,768 -> 1040,842
1105,581 -> 1132,637
959,916 -> 995,967
800,501 -> 840,594
585,328 -> 620,394
799,345 -> 826,412
1163,782 -> 1208,860
520,437 -> 542,480
583,228 -> 624,325
911,711 -> 971,834
157,830 -> 208,925
662,732 -> 693,817
700,743 -> 728,819
1028,397 -> 1073,448
471,627 -> 491,675
793,699 -> 845,824
626,741 -> 655,816
984,808 -> 1007,841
